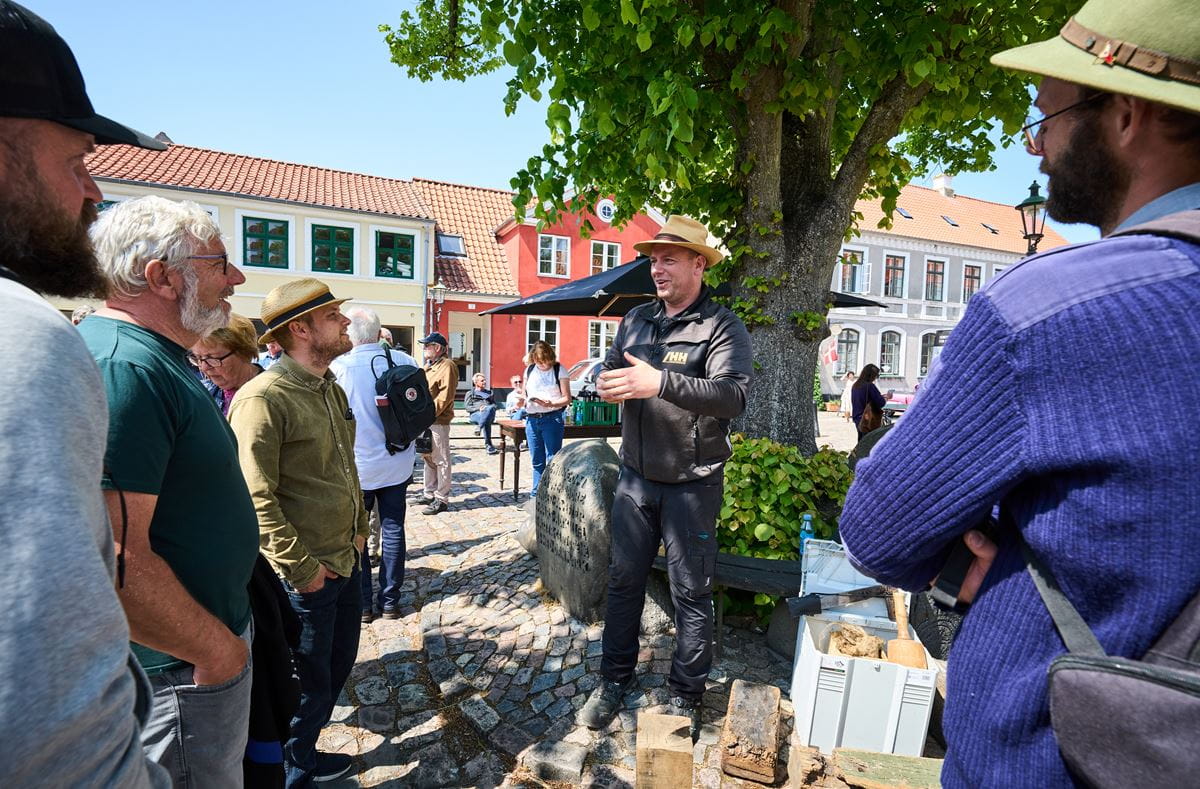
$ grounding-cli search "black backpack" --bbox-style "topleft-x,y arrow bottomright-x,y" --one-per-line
371,351 -> 436,454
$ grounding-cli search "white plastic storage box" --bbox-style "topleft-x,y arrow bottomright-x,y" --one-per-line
789,539 -> 937,756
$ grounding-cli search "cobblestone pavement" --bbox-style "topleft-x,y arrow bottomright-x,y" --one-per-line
319,425 -> 810,787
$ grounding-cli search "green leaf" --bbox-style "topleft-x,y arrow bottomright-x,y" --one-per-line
582,5 -> 600,31
619,0 -> 638,26
637,29 -> 652,52
753,523 -> 776,541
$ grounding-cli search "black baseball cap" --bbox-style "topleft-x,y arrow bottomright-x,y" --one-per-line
419,332 -> 448,347
0,1 -> 165,149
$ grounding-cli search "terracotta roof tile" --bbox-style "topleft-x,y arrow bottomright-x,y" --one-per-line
411,178 -> 519,296
86,143 -> 433,221
856,183 -> 1068,254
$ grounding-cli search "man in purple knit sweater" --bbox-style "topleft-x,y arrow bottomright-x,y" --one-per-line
839,0 -> 1200,786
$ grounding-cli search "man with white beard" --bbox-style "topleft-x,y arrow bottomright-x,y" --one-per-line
80,195 -> 262,785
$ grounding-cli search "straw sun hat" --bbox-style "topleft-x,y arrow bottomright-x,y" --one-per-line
258,278 -> 348,343
633,215 -> 724,268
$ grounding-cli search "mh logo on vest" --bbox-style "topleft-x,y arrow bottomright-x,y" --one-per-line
662,351 -> 689,365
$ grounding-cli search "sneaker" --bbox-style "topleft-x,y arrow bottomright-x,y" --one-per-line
313,751 -> 353,782
668,695 -> 702,742
381,608 -> 401,620
422,500 -> 448,516
579,675 -> 634,729
414,493 -> 434,505
360,609 -> 375,625
473,427 -> 481,435
486,445 -> 499,455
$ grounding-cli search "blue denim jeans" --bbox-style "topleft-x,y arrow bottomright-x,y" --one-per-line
359,483 -> 408,613
141,623 -> 254,788
525,410 -> 565,497
284,568 -> 361,788
468,404 -> 498,445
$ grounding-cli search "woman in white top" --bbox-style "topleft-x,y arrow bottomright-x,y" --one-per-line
839,371 -> 856,421
523,340 -> 572,497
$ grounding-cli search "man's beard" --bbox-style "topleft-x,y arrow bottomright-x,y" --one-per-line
1042,118 -> 1130,232
0,163 -> 108,298
311,331 -> 352,366
178,269 -> 230,337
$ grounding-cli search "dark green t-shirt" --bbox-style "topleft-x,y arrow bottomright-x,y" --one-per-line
80,317 -> 259,674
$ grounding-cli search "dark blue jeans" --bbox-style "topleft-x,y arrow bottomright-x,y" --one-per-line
525,410 -> 565,497
468,404 -> 498,445
359,483 -> 408,613
284,567 -> 361,788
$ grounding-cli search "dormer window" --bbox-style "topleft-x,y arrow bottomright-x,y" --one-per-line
436,233 -> 466,256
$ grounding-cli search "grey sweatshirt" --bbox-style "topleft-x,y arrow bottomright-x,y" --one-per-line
0,279 -> 165,787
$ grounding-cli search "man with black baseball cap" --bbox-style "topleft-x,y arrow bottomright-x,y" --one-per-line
0,2 -> 168,786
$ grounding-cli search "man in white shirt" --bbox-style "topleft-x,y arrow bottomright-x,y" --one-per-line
331,307 -> 418,622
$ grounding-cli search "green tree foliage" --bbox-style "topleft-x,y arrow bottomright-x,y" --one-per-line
382,0 -> 1072,451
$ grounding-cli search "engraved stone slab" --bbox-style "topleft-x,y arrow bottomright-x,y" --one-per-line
536,440 -> 620,623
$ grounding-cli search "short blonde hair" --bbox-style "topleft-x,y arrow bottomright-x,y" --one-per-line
529,340 -> 556,366
202,313 -> 259,362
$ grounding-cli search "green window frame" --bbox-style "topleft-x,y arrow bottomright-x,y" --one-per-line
312,225 -> 354,274
375,231 -> 415,279
243,217 -> 289,268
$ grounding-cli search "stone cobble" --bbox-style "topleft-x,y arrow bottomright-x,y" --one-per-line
319,425 -> 803,787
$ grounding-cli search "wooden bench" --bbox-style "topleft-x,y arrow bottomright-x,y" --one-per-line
652,552 -> 803,655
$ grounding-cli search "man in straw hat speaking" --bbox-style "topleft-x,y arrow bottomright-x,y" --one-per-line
230,278 -> 370,785
580,216 -> 752,739
839,0 -> 1200,785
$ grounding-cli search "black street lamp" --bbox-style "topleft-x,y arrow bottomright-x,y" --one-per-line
1016,181 -> 1048,256
428,279 -> 448,333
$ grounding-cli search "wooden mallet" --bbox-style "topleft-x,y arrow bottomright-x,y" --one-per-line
886,589 -> 928,669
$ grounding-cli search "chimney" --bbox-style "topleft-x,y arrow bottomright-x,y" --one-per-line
932,172 -> 954,198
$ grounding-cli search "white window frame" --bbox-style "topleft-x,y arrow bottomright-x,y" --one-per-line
590,240 -> 621,275
961,260 -> 985,303
992,264 -> 1009,282
304,217 -> 360,278
877,326 -> 906,378
235,208 -> 296,272
881,250 -> 909,300
369,223 -> 423,282
834,324 -> 864,376
588,320 -> 619,359
526,317 -> 560,355
596,199 -> 616,224
917,330 -> 940,378
837,245 -> 870,294
924,256 -> 949,302
538,234 -> 571,278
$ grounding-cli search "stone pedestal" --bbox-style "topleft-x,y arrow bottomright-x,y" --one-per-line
536,440 -> 621,623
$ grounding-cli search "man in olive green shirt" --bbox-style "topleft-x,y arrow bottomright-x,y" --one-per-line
229,278 -> 368,787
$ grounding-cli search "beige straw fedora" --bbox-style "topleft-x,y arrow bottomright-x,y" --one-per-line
259,278 -> 349,343
633,215 -> 724,268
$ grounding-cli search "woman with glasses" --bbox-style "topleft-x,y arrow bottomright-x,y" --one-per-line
190,313 -> 264,415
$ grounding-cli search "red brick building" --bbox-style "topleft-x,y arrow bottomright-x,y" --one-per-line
412,180 -> 663,391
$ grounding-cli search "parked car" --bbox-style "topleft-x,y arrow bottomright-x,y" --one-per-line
565,357 -> 605,397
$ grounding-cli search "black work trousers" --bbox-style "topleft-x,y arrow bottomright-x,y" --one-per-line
600,465 -> 722,699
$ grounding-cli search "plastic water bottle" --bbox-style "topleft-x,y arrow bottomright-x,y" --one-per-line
800,513 -> 815,552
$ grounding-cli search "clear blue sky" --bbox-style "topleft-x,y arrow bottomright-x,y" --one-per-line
36,0 -> 1096,244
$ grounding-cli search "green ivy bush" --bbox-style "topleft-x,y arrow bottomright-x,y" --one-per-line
717,434 -> 855,616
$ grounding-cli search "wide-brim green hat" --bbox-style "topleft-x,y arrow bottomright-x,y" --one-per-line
991,0 -> 1200,115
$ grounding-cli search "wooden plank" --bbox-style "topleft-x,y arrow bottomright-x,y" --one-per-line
831,748 -> 943,789
635,712 -> 693,789
719,679 -> 782,784
651,553 -> 804,596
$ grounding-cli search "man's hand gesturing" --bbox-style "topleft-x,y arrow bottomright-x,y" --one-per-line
597,352 -> 664,403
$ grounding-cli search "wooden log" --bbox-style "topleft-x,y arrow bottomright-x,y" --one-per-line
720,679 -> 782,784
635,712 -> 693,789
831,748 -> 944,789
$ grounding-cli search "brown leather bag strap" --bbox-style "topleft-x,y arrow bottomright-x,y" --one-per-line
1060,17 -> 1200,86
